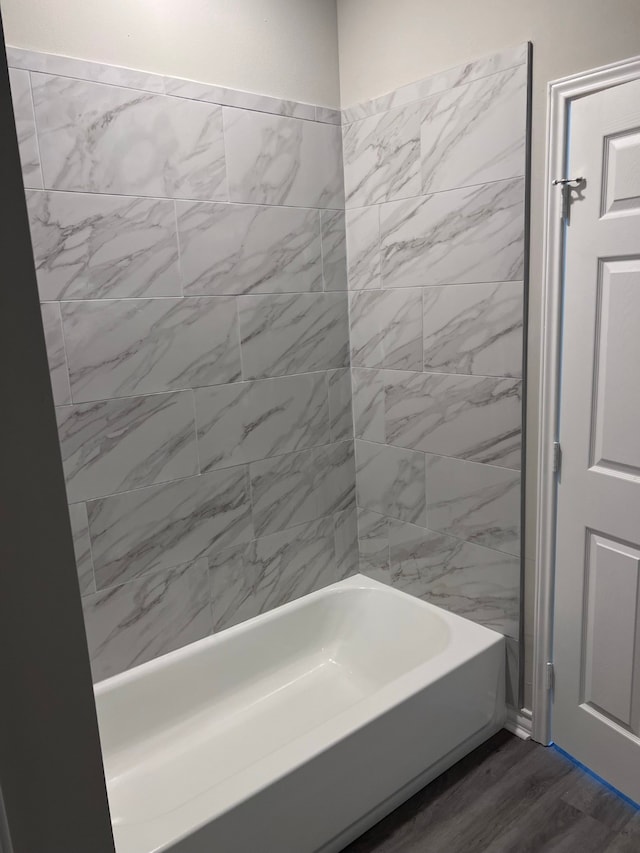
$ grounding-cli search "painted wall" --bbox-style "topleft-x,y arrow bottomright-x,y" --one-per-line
9,49 -> 356,682
337,0 -> 640,709
2,0 -> 341,107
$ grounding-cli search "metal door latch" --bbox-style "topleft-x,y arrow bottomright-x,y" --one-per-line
553,177 -> 584,224
545,662 -> 555,691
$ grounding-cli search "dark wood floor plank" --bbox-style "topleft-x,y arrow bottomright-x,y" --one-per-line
602,810 -> 640,851
342,732 -> 639,853
487,777 -> 615,852
343,732 -> 529,853
559,767 -> 639,834
409,743 -> 575,852
602,832 -> 640,853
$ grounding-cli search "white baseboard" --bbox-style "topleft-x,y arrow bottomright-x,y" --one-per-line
505,707 -> 532,740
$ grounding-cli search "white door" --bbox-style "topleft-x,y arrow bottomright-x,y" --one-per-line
553,76 -> 640,803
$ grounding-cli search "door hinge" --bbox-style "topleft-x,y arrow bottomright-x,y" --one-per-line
552,441 -> 562,474
545,662 -> 555,691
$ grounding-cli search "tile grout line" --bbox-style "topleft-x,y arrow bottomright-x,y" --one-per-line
52,300 -> 73,405
318,208 -> 327,292
41,289 -> 349,304
26,69 -> 46,189
351,364 -> 524,382
67,436 -> 355,506
325,371 -> 334,443
189,389 -> 202,477
354,436 -> 522,474
23,185 -> 344,214
172,199 -> 186,298
234,295 -> 247,382
344,173 -> 526,213
80,500 -> 98,599
23,184 -> 346,212
49,367 -> 356,407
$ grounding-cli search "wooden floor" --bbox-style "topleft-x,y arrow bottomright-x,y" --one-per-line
343,730 -> 640,853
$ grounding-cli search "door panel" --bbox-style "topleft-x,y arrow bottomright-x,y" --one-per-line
592,259 -> 640,473
583,533 -> 640,731
553,76 -> 640,803
603,128 -> 640,215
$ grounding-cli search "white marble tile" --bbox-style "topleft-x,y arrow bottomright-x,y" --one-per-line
163,75 -> 315,119
423,281 -> 523,377
61,296 -> 241,402
355,439 -> 426,526
341,44 -> 527,124
328,368 -> 354,443
68,502 -> 95,596
83,559 -> 211,682
176,201 -> 322,296
31,74 -> 227,200
57,391 -> 198,502
387,519 -> 520,638
7,46 -> 166,93
357,508 -> 389,576
342,104 -> 420,207
209,517 -> 336,631
27,191 -> 181,301
384,371 -> 522,469
88,467 -> 253,590
350,289 -> 422,370
421,65 -> 527,194
380,178 -> 525,287
425,455 -> 520,556
224,107 -> 343,208
320,210 -> 347,291
238,292 -> 349,380
40,302 -> 71,405
250,441 -> 355,537
316,106 -> 342,125
8,68 -> 42,188
195,373 -> 330,472
352,368 -> 386,443
334,506 -> 359,579
345,207 -> 381,290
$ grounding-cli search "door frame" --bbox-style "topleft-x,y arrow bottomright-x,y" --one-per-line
533,53 -> 640,745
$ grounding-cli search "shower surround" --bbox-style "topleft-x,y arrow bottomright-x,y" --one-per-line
10,43 -> 528,703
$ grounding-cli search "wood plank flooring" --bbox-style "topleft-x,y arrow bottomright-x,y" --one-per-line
343,730 -> 640,853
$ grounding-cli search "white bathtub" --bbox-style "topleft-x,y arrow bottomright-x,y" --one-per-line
95,574 -> 505,853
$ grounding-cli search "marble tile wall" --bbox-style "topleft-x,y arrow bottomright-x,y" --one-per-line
9,48 -> 355,683
343,44 -> 529,705
11,44 -> 528,703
